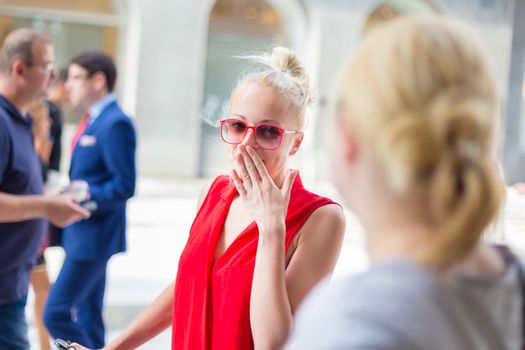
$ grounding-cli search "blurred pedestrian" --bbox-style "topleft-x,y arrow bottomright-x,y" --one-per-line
288,16 -> 521,350
43,51 -> 136,349
28,68 -> 70,350
43,67 -> 67,187
0,28 -> 89,350
29,101 -> 54,350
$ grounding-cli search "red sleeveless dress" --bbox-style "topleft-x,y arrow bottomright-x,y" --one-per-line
171,174 -> 336,349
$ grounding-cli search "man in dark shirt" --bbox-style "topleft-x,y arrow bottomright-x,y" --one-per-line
0,28 -> 89,349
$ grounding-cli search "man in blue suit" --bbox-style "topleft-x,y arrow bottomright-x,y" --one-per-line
44,51 -> 136,348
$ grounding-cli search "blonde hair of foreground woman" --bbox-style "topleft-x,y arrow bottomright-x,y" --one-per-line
336,15 -> 505,269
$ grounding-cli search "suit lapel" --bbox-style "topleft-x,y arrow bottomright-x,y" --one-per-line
69,101 -> 119,173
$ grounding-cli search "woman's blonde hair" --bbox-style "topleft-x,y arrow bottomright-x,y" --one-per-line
340,16 -> 505,268
232,46 -> 315,129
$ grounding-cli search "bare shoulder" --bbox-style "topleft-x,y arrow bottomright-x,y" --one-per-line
298,203 -> 346,244
311,203 -> 345,222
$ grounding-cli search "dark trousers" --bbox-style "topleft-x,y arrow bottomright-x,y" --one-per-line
0,294 -> 29,350
43,258 -> 108,348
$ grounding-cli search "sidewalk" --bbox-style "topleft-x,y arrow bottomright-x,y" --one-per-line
28,177 -> 525,348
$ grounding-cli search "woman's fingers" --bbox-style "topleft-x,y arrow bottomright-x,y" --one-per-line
241,146 -> 261,185
282,169 -> 297,202
231,169 -> 247,196
246,146 -> 271,184
234,152 -> 252,188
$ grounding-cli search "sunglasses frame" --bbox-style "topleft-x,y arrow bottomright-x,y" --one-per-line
219,117 -> 300,150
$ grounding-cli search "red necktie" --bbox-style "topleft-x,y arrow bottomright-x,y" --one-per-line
70,113 -> 90,155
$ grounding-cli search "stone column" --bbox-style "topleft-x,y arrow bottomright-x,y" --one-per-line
304,0 -> 379,180
132,0 -> 213,176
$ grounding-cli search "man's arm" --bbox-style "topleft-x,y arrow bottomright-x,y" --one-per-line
0,192 -> 90,227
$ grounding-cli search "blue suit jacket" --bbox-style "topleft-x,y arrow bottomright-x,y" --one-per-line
64,101 -> 136,261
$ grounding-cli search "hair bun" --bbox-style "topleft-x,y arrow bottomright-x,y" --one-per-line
233,46 -> 316,127
427,89 -> 494,161
270,47 -> 315,108
269,47 -> 303,77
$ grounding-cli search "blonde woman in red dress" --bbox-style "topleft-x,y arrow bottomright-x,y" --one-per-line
73,46 -> 346,350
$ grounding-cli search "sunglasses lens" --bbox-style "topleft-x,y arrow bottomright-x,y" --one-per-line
255,125 -> 282,149
221,119 -> 246,144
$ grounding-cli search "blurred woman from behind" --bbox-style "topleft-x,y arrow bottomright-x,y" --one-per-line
289,16 -> 522,350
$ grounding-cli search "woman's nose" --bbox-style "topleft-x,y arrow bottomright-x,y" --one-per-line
241,128 -> 257,147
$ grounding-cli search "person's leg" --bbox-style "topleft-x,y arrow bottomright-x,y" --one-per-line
76,263 -> 107,348
43,257 -> 107,346
30,255 -> 52,350
0,295 -> 29,350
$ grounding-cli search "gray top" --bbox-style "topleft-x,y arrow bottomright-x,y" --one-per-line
288,259 -> 523,350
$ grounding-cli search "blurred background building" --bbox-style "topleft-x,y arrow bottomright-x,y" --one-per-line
0,0 -> 524,184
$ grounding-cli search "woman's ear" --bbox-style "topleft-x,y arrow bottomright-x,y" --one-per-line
289,132 -> 304,156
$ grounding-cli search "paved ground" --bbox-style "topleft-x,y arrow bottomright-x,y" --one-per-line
28,177 -> 525,348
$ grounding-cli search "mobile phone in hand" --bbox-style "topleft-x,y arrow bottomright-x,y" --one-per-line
55,338 -> 75,350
